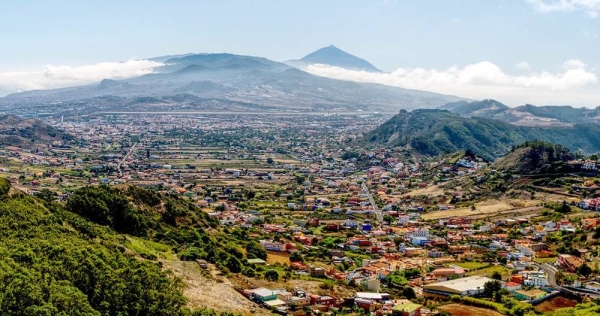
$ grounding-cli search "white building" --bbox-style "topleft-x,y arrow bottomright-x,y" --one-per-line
524,271 -> 549,287
398,215 -> 410,226
260,240 -> 285,252
406,228 -> 429,239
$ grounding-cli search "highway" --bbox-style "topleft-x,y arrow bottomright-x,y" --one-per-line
118,142 -> 138,176
361,181 -> 383,224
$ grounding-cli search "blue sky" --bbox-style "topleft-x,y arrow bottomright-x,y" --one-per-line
1,0 -> 599,106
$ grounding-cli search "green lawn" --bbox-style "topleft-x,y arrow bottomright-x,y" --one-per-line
123,236 -> 178,260
313,225 -> 326,235
533,257 -> 557,264
451,261 -> 490,271
466,265 -> 511,279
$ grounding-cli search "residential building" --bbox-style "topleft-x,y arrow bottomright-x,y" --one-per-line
556,254 -> 584,272
514,289 -> 547,301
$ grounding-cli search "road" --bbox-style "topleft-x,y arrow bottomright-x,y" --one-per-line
537,263 -> 600,299
537,263 -> 558,287
361,182 -> 383,224
118,142 -> 138,176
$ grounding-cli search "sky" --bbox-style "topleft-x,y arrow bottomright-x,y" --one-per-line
0,0 -> 599,107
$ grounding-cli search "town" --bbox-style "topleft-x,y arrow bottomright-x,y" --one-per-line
2,113 -> 600,316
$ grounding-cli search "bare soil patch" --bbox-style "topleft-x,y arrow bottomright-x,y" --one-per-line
162,260 -> 269,316
438,303 -> 503,316
534,296 -> 578,313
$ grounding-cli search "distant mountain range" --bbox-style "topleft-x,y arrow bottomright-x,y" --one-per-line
359,109 -> 600,160
0,48 -> 465,116
285,45 -> 381,72
441,99 -> 600,126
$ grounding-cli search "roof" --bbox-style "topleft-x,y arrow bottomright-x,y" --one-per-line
393,301 -> 422,313
356,292 -> 383,300
422,276 -> 496,294
249,288 -> 276,298
263,299 -> 287,307
247,258 -> 266,264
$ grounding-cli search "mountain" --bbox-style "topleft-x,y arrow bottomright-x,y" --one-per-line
359,109 -> 600,161
0,115 -> 71,148
493,140 -> 576,174
440,99 -> 510,117
147,53 -> 195,63
441,99 -> 600,126
0,53 -> 466,115
286,45 -> 381,72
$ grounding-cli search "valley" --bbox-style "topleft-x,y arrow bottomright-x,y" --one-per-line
1,110 -> 600,316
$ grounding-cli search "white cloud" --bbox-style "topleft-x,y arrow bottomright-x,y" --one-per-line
528,0 -> 600,17
562,59 -> 586,69
303,60 -> 599,107
516,61 -> 531,70
0,59 -> 162,94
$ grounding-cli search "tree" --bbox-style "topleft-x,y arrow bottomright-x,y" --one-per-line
289,251 -> 304,262
483,280 -> 502,298
37,189 -> 56,202
0,177 -> 10,196
593,227 -> 600,239
491,271 -> 502,280
402,287 -> 416,299
383,215 -> 395,226
266,158 -> 274,164
264,269 -> 279,282
577,263 -> 592,278
246,241 -> 267,260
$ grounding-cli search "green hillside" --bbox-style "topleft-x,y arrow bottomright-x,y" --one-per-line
360,109 -> 600,160
0,179 -> 254,315
493,140 -> 576,174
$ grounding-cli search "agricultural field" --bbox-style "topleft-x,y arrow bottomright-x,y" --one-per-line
534,296 -> 578,313
266,251 -> 290,265
451,261 -> 490,271
466,265 -> 511,279
438,303 -> 504,316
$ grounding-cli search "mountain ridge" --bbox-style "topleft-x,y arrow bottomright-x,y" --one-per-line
0,52 -> 467,115
359,109 -> 600,161
441,99 -> 600,126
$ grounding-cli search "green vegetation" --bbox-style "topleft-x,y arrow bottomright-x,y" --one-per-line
0,179 -> 266,315
0,190 -> 186,315
452,261 -> 490,271
466,265 -> 510,279
386,268 -> 422,287
548,302 -> 600,316
451,295 -> 509,314
361,109 -> 600,160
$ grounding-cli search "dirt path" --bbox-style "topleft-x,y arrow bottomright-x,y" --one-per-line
161,260 -> 271,316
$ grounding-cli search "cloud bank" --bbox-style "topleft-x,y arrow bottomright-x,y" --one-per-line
0,59 -> 162,95
303,60 -> 599,107
528,0 -> 600,17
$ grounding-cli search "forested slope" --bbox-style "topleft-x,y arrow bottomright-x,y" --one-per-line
0,179 -> 260,315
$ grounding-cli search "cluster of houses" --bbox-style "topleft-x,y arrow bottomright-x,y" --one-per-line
241,287 -> 425,316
